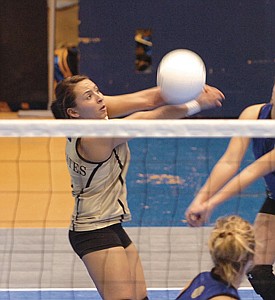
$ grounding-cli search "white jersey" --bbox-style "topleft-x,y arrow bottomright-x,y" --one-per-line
66,137 -> 131,231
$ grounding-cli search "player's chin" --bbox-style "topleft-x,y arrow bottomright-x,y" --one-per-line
98,112 -> 108,119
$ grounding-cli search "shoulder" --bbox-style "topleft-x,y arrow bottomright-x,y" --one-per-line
239,103 -> 266,120
79,137 -> 129,162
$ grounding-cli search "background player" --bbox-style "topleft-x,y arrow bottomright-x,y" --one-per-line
176,215 -> 255,300
186,82 -> 275,300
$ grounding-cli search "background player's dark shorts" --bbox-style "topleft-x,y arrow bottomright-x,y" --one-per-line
259,196 -> 275,215
69,223 -> 132,258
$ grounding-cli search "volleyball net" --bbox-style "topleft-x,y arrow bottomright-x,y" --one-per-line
0,118 -> 272,295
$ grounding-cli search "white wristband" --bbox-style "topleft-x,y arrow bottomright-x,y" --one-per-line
185,100 -> 201,116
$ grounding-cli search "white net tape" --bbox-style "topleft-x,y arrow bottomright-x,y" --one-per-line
0,119 -> 275,137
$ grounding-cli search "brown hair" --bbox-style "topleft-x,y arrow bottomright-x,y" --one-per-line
209,215 -> 255,286
51,75 -> 89,119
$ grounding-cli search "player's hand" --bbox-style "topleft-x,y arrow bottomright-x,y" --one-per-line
185,201 -> 213,227
196,85 -> 225,111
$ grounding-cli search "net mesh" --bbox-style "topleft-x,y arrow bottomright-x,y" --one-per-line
0,116 -> 273,293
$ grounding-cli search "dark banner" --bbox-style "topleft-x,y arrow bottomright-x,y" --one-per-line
0,0 -> 48,111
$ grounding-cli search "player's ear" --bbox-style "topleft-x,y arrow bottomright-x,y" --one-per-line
67,108 -> 79,118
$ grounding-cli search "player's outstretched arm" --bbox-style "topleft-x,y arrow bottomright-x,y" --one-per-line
105,84 -> 224,119
186,148 -> 275,226
185,104 -> 264,226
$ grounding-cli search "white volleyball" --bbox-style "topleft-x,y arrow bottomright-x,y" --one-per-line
157,49 -> 206,105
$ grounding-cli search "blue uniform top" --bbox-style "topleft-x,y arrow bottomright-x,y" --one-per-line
176,270 -> 240,300
252,103 -> 275,199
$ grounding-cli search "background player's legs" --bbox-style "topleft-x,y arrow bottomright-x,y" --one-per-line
82,244 -> 147,300
254,213 -> 275,265
125,242 -> 148,299
247,212 -> 275,300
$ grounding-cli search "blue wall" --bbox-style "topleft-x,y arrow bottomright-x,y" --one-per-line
79,0 -> 275,118
126,138 -> 263,227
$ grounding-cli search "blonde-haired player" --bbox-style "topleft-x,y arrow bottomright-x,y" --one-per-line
176,215 -> 255,300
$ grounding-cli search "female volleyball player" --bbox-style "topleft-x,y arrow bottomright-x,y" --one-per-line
50,74 -> 224,300
176,215 -> 255,300
186,82 -> 275,300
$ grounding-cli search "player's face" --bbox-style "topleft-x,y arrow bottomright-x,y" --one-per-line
70,79 -> 107,119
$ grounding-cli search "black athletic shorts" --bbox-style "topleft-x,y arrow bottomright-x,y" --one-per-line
259,196 -> 275,215
68,223 -> 132,259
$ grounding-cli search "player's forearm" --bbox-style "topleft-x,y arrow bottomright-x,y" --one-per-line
209,157 -> 275,208
208,174 -> 252,208
105,87 -> 165,118
125,102 -> 191,119
194,161 -> 240,203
